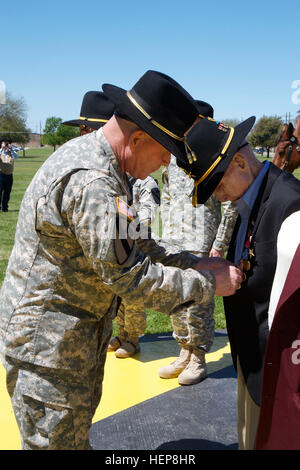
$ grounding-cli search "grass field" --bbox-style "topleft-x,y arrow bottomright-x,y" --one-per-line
2,147 -> 298,334
0,147 -> 53,283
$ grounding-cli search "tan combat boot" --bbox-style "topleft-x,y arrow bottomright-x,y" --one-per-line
178,349 -> 207,385
107,329 -> 128,352
115,335 -> 140,358
158,345 -> 192,379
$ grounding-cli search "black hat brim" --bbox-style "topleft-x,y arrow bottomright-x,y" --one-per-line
194,116 -> 256,204
102,84 -> 188,161
61,119 -> 105,130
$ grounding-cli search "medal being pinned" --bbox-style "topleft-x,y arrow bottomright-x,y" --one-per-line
238,225 -> 255,282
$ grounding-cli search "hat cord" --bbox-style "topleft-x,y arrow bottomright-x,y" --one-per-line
78,116 -> 109,123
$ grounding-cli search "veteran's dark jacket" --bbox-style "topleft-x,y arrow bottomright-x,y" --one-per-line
224,163 -> 300,405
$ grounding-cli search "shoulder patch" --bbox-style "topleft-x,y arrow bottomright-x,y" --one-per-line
116,196 -> 135,221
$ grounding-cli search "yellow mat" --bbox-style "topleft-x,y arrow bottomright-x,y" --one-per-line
0,335 -> 232,450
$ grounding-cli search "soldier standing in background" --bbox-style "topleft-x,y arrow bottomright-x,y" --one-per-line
0,139 -> 20,212
159,102 -> 238,386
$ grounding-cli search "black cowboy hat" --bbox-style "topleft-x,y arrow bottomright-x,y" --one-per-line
178,116 -> 256,205
62,91 -> 115,130
195,100 -> 214,119
102,70 -> 200,162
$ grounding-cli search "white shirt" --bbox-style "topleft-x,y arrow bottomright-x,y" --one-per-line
268,210 -> 300,329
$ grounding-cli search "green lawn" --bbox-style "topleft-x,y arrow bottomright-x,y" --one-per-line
0,147 -> 54,283
2,150 -> 293,335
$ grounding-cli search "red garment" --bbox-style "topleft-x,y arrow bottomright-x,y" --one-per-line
255,244 -> 300,450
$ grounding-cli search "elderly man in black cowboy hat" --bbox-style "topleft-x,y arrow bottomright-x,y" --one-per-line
158,100 -> 238,386
0,70 -> 242,450
180,115 -> 300,449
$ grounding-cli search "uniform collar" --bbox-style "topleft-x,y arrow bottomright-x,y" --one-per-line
236,161 -> 270,218
96,127 -> 132,199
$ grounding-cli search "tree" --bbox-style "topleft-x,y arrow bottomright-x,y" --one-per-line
56,123 -> 79,145
42,117 -> 79,151
42,117 -> 62,151
222,118 -> 242,127
248,115 -> 283,157
0,92 -> 30,144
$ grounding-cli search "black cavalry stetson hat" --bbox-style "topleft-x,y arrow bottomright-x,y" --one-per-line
178,115 -> 256,205
195,99 -> 214,119
102,70 -> 199,162
62,91 -> 115,130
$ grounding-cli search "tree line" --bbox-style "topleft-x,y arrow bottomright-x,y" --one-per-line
0,91 -> 293,154
0,92 -> 30,144
41,117 -> 79,150
0,92 -> 79,149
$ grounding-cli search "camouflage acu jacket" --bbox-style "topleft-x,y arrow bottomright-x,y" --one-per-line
0,129 -> 215,371
129,175 -> 160,226
161,155 -> 238,253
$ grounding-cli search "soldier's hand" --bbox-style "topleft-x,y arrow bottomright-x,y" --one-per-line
213,264 -> 243,296
195,256 -> 232,271
195,257 -> 243,295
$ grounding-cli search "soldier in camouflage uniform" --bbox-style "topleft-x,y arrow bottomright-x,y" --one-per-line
109,174 -> 161,357
0,71 -> 242,449
64,91 -> 162,358
159,154 -> 238,385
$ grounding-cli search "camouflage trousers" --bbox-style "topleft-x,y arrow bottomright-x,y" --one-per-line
3,313 -> 112,450
171,251 -> 215,353
114,301 -> 146,337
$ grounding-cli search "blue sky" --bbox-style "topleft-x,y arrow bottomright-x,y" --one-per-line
1,0 -> 299,132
